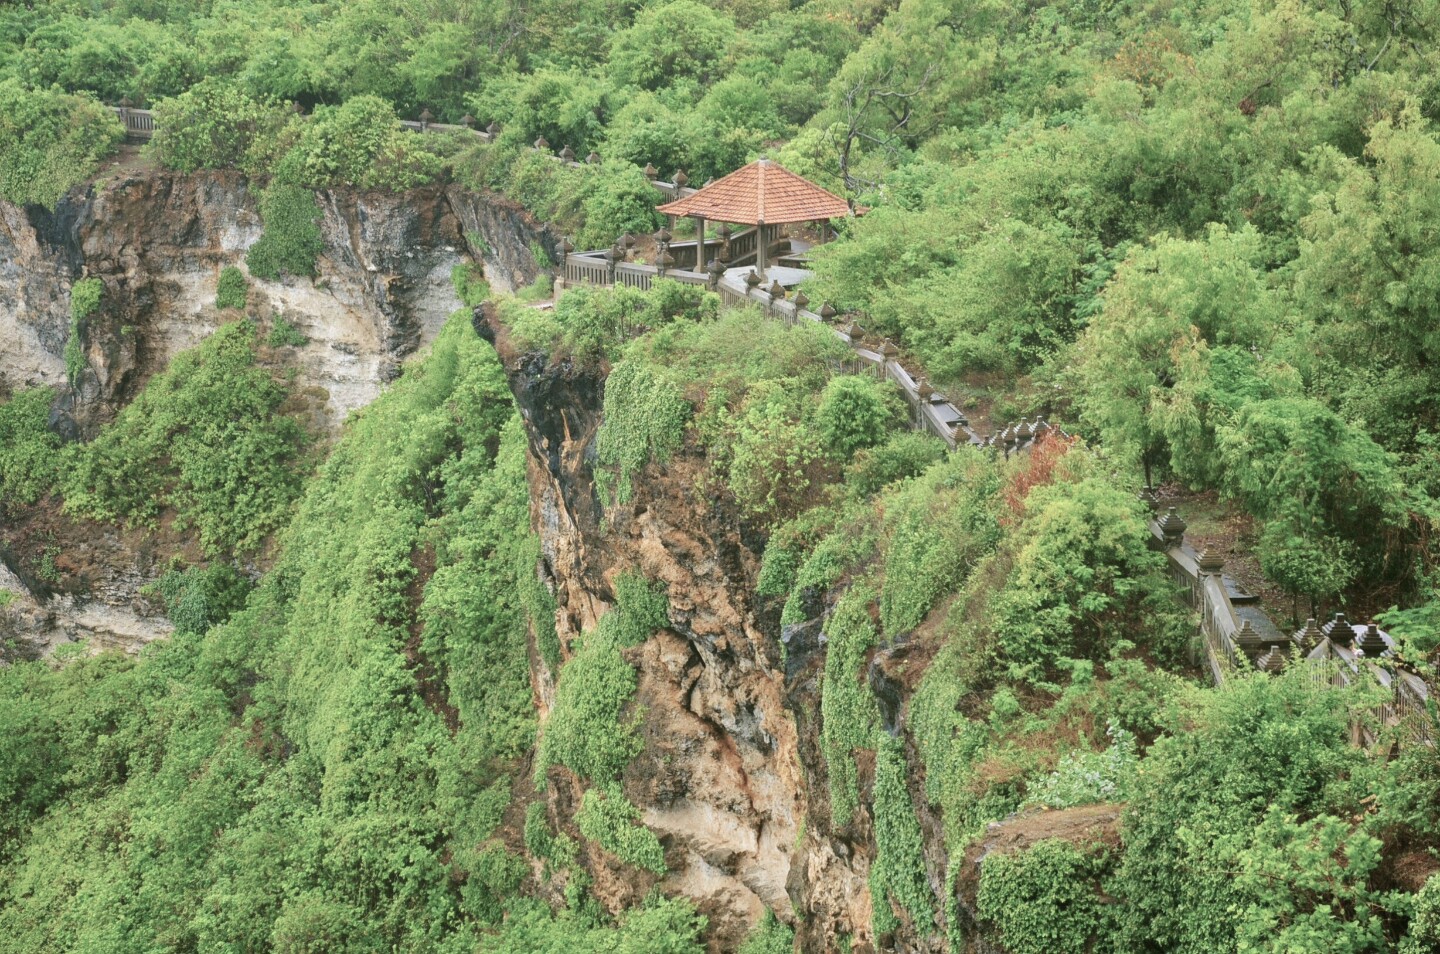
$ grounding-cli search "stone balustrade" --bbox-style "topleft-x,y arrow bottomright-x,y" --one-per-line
1145,502 -> 1434,748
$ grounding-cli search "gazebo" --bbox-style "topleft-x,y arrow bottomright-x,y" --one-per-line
656,158 -> 852,279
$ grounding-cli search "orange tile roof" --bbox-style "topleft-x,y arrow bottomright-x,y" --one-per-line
656,159 -> 852,225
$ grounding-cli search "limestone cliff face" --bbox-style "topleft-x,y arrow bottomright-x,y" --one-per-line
0,168 -> 553,436
0,169 -> 554,656
480,311 -> 883,953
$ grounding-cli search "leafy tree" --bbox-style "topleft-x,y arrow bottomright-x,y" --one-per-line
607,0 -> 736,92
275,95 -> 442,190
0,389 -> 64,506
152,79 -> 294,175
1074,225 -> 1289,487
0,80 -> 123,208
62,322 -> 310,554
815,374 -> 904,460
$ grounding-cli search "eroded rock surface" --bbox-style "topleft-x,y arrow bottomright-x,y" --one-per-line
0,168 -> 553,436
480,307 -> 883,952
0,168 -> 553,655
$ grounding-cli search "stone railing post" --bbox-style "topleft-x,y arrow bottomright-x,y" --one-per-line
1157,507 -> 1187,547
606,244 -> 621,284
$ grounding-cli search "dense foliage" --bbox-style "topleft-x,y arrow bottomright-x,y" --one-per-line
0,80 -> 122,207
0,315 -> 548,950
63,322 -> 310,554
7,0 -> 1440,950
0,388 -> 63,506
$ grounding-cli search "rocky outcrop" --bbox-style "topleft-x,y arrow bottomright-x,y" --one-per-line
0,167 -> 554,437
480,308 -> 880,952
0,168 -> 554,656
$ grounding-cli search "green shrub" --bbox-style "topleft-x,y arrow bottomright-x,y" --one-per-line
246,185 -> 324,280
143,562 -> 252,635
778,509 -> 880,626
609,573 -> 670,646
65,278 -> 103,386
724,387 -> 828,528
63,322 -> 309,554
479,896 -> 706,952
266,316 -> 308,347
845,432 -> 947,498
870,733 -> 936,934
151,79 -> 293,175
1023,722 -> 1137,810
594,360 -> 688,505
816,375 -> 905,460
738,911 -> 794,954
577,162 -> 665,249
277,96 -> 442,191
452,263 -> 491,307
0,389 -> 64,505
514,535 -> 561,671
820,588 -> 880,826
576,784 -> 666,874
1403,875 -> 1440,954
988,476 -> 1182,680
976,839 -> 1111,954
216,266 -> 249,310
515,273 -> 554,303
536,619 -> 642,785
523,802 -> 575,868
0,81 -> 123,208
757,506 -> 841,599
878,451 -> 1003,637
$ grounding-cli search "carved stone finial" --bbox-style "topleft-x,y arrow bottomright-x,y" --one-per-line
673,169 -> 689,187
1255,645 -> 1287,673
419,108 -> 434,126
533,135 -> 549,151
486,121 -> 500,136
1355,622 -> 1388,657
744,269 -> 761,289
1137,485 -> 1160,513
1325,613 -> 1354,646
793,290 -> 810,310
879,339 -> 900,359
644,163 -> 658,179
653,226 -> 672,245
1234,619 -> 1266,660
769,279 -> 786,301
1157,507 -> 1187,545
460,114 -> 475,128
819,301 -> 837,320
586,150 -> 601,164
1293,617 -> 1324,650
1197,548 -> 1225,575
559,144 -> 575,161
